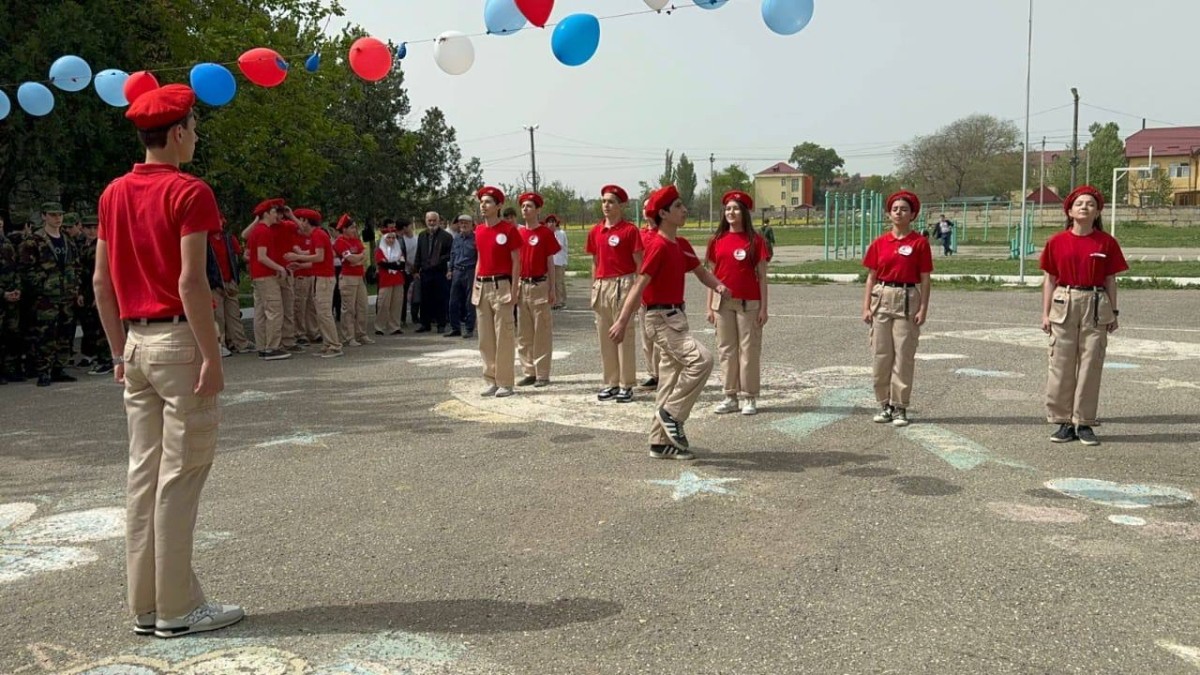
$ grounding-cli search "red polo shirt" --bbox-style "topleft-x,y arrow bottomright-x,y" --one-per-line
97,163 -> 221,319
586,220 -> 642,279
475,220 -> 522,277
246,223 -> 277,279
311,228 -> 335,278
1039,229 -> 1128,286
334,235 -> 365,277
519,224 -> 561,279
640,234 -> 699,306
706,231 -> 769,301
293,230 -> 314,278
862,230 -> 933,284
272,219 -> 300,265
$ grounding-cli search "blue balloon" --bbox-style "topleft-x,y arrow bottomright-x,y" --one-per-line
395,42 -> 408,60
49,55 -> 93,92
484,0 -> 526,36
93,69 -> 130,107
762,0 -> 814,35
305,52 -> 321,73
0,91 -> 10,121
17,82 -> 55,116
190,63 -> 237,106
552,14 -> 601,67
694,0 -> 729,8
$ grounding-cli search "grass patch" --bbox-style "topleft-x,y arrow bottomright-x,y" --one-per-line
770,258 -> 1200,277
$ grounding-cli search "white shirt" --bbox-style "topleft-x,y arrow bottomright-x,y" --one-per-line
552,228 -> 568,266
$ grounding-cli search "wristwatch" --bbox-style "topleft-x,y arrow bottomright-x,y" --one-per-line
111,355 -> 125,365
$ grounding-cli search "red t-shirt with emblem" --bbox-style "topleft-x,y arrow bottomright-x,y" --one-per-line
246,223 -> 278,279
586,220 -> 643,278
334,235 -> 366,277
310,228 -> 335,277
862,230 -> 934,284
519,224 -> 562,279
475,220 -> 522,277
706,231 -> 769,301
374,247 -> 406,288
272,219 -> 300,268
97,163 -> 222,319
640,234 -> 700,306
293,230 -> 314,278
207,231 -> 241,283
1039,229 -> 1128,286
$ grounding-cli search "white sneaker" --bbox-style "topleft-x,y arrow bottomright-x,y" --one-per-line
495,387 -> 515,398
891,408 -> 910,427
219,345 -> 232,358
741,397 -> 758,416
480,385 -> 499,397
154,602 -> 244,638
873,405 -> 893,423
713,396 -> 740,414
346,339 -> 362,347
134,612 -> 156,636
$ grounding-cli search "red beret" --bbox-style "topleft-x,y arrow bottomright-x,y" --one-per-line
544,214 -> 559,224
381,226 -> 397,234
643,200 -> 655,221
601,184 -> 629,204
647,185 -> 681,218
886,190 -> 921,217
722,190 -> 754,211
476,186 -> 505,205
125,84 -> 195,131
336,214 -> 354,231
518,192 -> 544,208
1063,185 -> 1104,214
253,198 -> 286,217
292,208 -> 322,224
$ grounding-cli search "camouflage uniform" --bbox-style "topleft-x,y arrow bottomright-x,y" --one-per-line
18,227 -> 82,377
0,235 -> 21,381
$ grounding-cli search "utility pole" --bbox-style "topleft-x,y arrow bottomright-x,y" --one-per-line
523,124 -> 539,192
1039,136 -> 1046,227
708,153 -> 715,227
1017,0 -> 1033,283
1070,87 -> 1080,189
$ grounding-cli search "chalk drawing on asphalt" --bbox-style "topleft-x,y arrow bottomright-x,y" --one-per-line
1157,640 -> 1200,670
986,502 -> 1086,524
1103,362 -> 1140,370
913,353 -> 966,361
254,432 -> 341,449
647,471 -> 740,501
1044,478 -> 1195,509
1133,378 -> 1200,391
408,348 -> 572,369
933,327 -> 1200,361
898,425 -> 1033,472
0,502 -> 123,584
1108,515 -> 1147,526
954,368 -> 1024,378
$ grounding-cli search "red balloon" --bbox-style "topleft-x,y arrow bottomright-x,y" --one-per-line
123,71 -> 159,104
238,47 -> 288,88
348,37 -> 392,82
515,0 -> 554,27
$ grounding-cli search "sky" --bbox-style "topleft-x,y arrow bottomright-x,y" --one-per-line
336,0 -> 1195,197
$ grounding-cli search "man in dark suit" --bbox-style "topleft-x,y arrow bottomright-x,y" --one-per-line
413,210 -> 453,333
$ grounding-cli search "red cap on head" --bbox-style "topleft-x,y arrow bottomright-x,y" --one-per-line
336,213 -> 354,231
125,84 -> 195,131
642,199 -> 654,221
601,184 -> 629,204
253,198 -> 286,217
722,190 -> 754,211
292,208 -> 322,224
647,185 -> 681,219
381,226 -> 397,234
518,192 -> 544,208
476,186 -> 505,205
886,190 -> 921,217
1063,185 -> 1104,214
544,214 -> 559,224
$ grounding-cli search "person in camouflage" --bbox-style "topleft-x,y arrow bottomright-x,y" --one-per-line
77,215 -> 112,374
18,202 -> 84,386
0,220 -> 21,383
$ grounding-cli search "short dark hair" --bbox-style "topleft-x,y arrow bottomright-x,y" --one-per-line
382,218 -> 396,227
136,111 -> 195,149
502,207 -> 518,219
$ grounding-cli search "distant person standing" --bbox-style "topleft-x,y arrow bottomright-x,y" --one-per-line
515,192 -> 560,387
1039,185 -> 1127,447
414,211 -> 453,334
935,214 -> 955,256
759,218 -> 776,262
93,84 -> 243,638
862,191 -> 933,428
547,215 -> 568,310
587,184 -> 642,403
291,209 -> 342,358
374,225 -> 406,336
334,215 -> 372,346
472,187 -> 521,397
446,215 -> 477,339
245,199 -> 291,361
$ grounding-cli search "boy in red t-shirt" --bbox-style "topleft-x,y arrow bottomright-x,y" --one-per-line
586,185 -> 643,402
92,84 -> 244,637
289,209 -> 343,357
473,186 -> 522,396
516,192 -> 561,387
334,215 -> 372,346
244,198 -> 292,360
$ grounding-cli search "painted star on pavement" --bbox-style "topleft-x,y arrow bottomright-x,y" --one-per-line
647,471 -> 740,501
1135,378 -> 1200,391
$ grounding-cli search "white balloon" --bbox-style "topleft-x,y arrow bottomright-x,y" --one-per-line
434,31 -> 475,75
643,0 -> 670,9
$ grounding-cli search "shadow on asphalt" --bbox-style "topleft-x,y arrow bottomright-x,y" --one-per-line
207,597 -> 623,636
694,450 -> 887,474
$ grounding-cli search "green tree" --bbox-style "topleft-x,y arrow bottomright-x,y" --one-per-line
707,164 -> 753,199
788,142 -> 844,202
658,150 -> 675,186
676,153 -> 697,209
896,114 -> 1021,201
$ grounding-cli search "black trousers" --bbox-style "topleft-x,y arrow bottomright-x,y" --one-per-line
419,267 -> 449,329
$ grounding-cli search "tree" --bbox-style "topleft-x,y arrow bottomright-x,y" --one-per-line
862,174 -> 901,195
788,142 -> 844,202
896,114 -> 1021,201
658,150 -> 675,187
708,164 -> 753,199
1130,168 -> 1174,207
676,154 -> 697,209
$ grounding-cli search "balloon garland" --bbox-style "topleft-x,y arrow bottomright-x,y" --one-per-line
0,0 -> 814,121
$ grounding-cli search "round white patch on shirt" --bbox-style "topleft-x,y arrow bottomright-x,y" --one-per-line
733,248 -> 747,261
530,235 -> 539,246
898,245 -> 913,256
608,235 -> 620,247
496,234 -> 508,245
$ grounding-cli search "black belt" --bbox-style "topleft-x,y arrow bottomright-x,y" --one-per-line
129,315 -> 187,325
879,281 -> 916,288
520,275 -> 548,283
477,274 -> 511,282
1057,284 -> 1103,291
646,303 -> 685,311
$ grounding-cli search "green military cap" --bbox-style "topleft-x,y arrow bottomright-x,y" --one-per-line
41,201 -> 64,214
64,212 -> 80,225
81,214 -> 99,227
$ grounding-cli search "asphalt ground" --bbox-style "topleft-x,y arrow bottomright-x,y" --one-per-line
1,281 -> 1198,674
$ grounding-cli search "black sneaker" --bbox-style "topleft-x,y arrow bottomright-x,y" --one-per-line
534,379 -> 550,388
285,344 -> 304,353
517,375 -> 537,387
650,444 -> 695,461
37,373 -> 52,387
462,331 -> 475,339
415,326 -> 431,334
89,361 -> 114,375
1050,423 -> 1076,443
615,388 -> 634,403
639,377 -> 658,390
444,331 -> 462,338
597,387 -> 619,401
656,408 -> 689,450
51,370 -> 77,383
296,338 -> 310,346
1076,426 -> 1100,446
